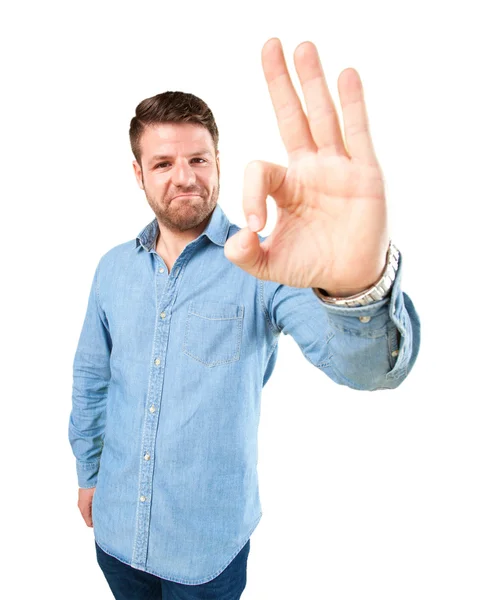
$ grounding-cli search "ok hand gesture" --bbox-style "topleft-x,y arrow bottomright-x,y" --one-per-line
224,38 -> 390,297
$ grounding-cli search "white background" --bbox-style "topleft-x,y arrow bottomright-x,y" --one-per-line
2,0 -> 478,598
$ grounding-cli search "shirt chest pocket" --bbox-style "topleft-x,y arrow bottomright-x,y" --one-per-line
182,300 -> 244,367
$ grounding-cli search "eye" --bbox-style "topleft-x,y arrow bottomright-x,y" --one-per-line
155,158 -> 207,169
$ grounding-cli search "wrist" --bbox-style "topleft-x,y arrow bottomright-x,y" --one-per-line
312,241 -> 400,307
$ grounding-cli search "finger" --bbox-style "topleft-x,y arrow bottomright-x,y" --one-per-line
293,41 -> 348,158
78,496 -> 94,527
224,226 -> 267,280
85,504 -> 93,527
242,160 -> 286,233
337,68 -> 379,165
79,504 -> 92,527
224,159 -> 286,279
261,38 -> 317,158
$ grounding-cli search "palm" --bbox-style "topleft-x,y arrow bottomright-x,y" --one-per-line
224,38 -> 390,297
259,152 -> 386,289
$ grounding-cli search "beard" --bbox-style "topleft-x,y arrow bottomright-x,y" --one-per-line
142,174 -> 220,234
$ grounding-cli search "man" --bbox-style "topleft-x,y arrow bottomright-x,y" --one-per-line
69,38 -> 421,599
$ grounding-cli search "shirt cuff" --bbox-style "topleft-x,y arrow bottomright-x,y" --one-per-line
76,459 -> 100,489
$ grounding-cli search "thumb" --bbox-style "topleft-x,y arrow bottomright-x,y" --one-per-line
224,226 -> 266,278
224,159 -> 286,278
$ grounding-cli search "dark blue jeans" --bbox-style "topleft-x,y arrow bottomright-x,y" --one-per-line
95,539 -> 250,599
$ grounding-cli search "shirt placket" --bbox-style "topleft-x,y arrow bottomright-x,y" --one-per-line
131,244 -> 193,569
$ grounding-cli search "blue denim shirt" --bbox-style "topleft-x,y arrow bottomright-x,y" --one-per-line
68,202 -> 421,584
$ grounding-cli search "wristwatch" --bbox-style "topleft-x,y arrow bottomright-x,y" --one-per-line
312,241 -> 400,307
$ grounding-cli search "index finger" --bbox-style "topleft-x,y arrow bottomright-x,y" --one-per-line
261,38 -> 316,158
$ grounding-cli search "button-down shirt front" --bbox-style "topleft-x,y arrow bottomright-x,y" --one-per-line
68,202 -> 421,584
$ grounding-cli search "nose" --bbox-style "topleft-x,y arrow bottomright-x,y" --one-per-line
171,159 -> 196,187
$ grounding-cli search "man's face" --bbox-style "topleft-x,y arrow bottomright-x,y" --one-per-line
133,122 -> 220,233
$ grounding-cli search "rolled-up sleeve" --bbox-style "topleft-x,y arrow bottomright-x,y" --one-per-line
68,257 -> 112,488
261,251 -> 421,391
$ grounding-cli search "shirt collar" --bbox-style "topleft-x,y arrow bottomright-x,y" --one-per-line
135,202 -> 231,252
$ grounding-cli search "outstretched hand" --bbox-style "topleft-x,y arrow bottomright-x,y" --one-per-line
224,38 -> 390,297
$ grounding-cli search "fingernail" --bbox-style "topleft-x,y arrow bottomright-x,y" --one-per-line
248,215 -> 260,232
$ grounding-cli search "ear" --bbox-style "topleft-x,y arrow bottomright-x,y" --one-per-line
132,160 -> 144,190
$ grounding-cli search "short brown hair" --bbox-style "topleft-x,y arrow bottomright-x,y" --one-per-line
129,91 -> 219,168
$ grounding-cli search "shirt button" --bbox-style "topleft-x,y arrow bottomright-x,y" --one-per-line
359,316 -> 371,323
149,405 -> 156,413
154,357 -> 161,366
160,312 -> 166,319
144,453 -> 150,460
391,350 -> 399,357
140,495 -> 146,502
159,268 -> 165,273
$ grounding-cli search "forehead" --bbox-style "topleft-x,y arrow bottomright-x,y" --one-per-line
141,123 -> 214,158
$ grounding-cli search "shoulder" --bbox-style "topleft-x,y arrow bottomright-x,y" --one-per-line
97,239 -> 138,272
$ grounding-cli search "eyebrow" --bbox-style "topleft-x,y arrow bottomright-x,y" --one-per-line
148,149 -> 213,165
